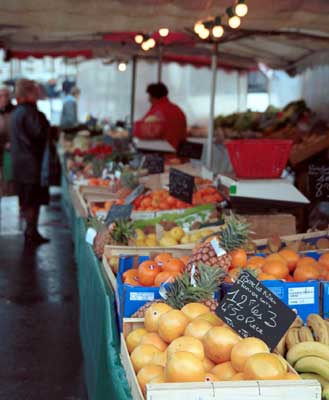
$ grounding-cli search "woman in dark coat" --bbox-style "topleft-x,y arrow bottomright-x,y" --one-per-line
11,79 -> 50,245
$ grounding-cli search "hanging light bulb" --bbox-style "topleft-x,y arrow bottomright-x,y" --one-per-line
134,34 -> 144,44
227,7 -> 241,29
194,21 -> 204,35
198,28 -> 210,40
147,38 -> 156,48
141,41 -> 150,51
235,0 -> 248,17
212,16 -> 224,38
159,28 -> 169,37
118,62 -> 127,72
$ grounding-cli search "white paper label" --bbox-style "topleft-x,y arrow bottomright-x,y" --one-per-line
288,287 -> 315,305
211,238 -> 226,257
85,227 -> 97,245
130,292 -> 155,301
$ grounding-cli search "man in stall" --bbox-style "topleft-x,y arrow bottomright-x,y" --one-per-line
133,82 -> 187,150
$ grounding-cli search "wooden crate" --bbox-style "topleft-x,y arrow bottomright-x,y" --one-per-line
242,213 -> 296,240
253,229 -> 329,252
121,319 -> 321,400
290,134 -> 329,166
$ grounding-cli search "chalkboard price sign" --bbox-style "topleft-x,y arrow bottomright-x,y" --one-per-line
143,153 -> 165,174
105,204 -> 133,225
309,164 -> 329,201
216,271 -> 296,350
177,141 -> 203,160
169,168 -> 195,204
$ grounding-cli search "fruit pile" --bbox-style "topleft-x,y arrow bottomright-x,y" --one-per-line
226,250 -> 329,283
282,314 -> 329,399
133,187 -> 222,212
121,254 -> 188,287
132,226 -> 218,247
125,302 -> 299,396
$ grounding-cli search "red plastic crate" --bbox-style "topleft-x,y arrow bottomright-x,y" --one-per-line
225,139 -> 293,179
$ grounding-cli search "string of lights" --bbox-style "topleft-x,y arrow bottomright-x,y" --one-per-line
194,0 -> 248,41
134,28 -> 170,52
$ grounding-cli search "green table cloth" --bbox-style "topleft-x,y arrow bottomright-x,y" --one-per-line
60,162 -> 132,400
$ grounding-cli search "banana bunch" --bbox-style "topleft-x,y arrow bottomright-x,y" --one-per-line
276,314 -> 329,357
282,315 -> 329,400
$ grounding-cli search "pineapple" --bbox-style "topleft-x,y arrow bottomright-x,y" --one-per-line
92,218 -> 135,259
186,213 -> 249,280
131,264 -> 224,317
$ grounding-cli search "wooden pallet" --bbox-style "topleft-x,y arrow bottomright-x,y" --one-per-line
121,319 -> 321,400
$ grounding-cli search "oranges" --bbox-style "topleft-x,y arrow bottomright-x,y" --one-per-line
263,260 -> 289,280
137,260 -> 160,286
230,248 -> 247,268
294,264 -> 320,282
122,254 -> 187,287
319,253 -> 329,269
279,249 -> 300,272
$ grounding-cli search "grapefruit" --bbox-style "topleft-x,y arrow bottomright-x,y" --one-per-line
203,326 -> 240,364
126,328 -> 147,353
181,303 -> 210,321
151,351 -> 167,367
137,365 -> 164,395
167,336 -> 205,361
231,337 -> 269,372
231,372 -> 245,381
131,344 -> 160,372
184,319 -> 213,340
203,357 -> 215,372
195,312 -> 224,326
158,310 -> 189,343
211,361 -> 236,381
139,332 -> 167,352
165,351 -> 205,382
204,373 -> 218,382
244,353 -> 285,380
144,303 -> 172,332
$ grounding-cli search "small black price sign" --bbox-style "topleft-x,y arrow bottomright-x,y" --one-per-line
216,271 -> 296,350
124,184 -> 145,205
177,141 -> 203,160
169,168 -> 195,204
143,153 -> 164,174
105,204 -> 133,225
309,164 -> 329,201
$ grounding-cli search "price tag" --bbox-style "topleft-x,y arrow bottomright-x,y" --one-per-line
105,204 -> 133,225
169,168 -> 195,204
309,164 -> 329,201
211,238 -> 227,257
130,292 -> 155,301
124,184 -> 145,205
85,227 -> 97,245
177,141 -> 203,159
288,287 -> 315,305
143,153 -> 165,174
216,271 -> 296,350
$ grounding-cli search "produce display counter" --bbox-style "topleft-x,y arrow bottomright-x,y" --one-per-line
60,170 -> 133,400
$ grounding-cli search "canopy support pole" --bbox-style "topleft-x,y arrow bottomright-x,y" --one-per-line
130,55 -> 137,127
206,43 -> 218,170
157,44 -> 163,82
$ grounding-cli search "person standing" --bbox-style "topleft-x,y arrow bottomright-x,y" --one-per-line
133,83 -> 187,150
0,86 -> 15,194
11,79 -> 50,245
60,86 -> 81,129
